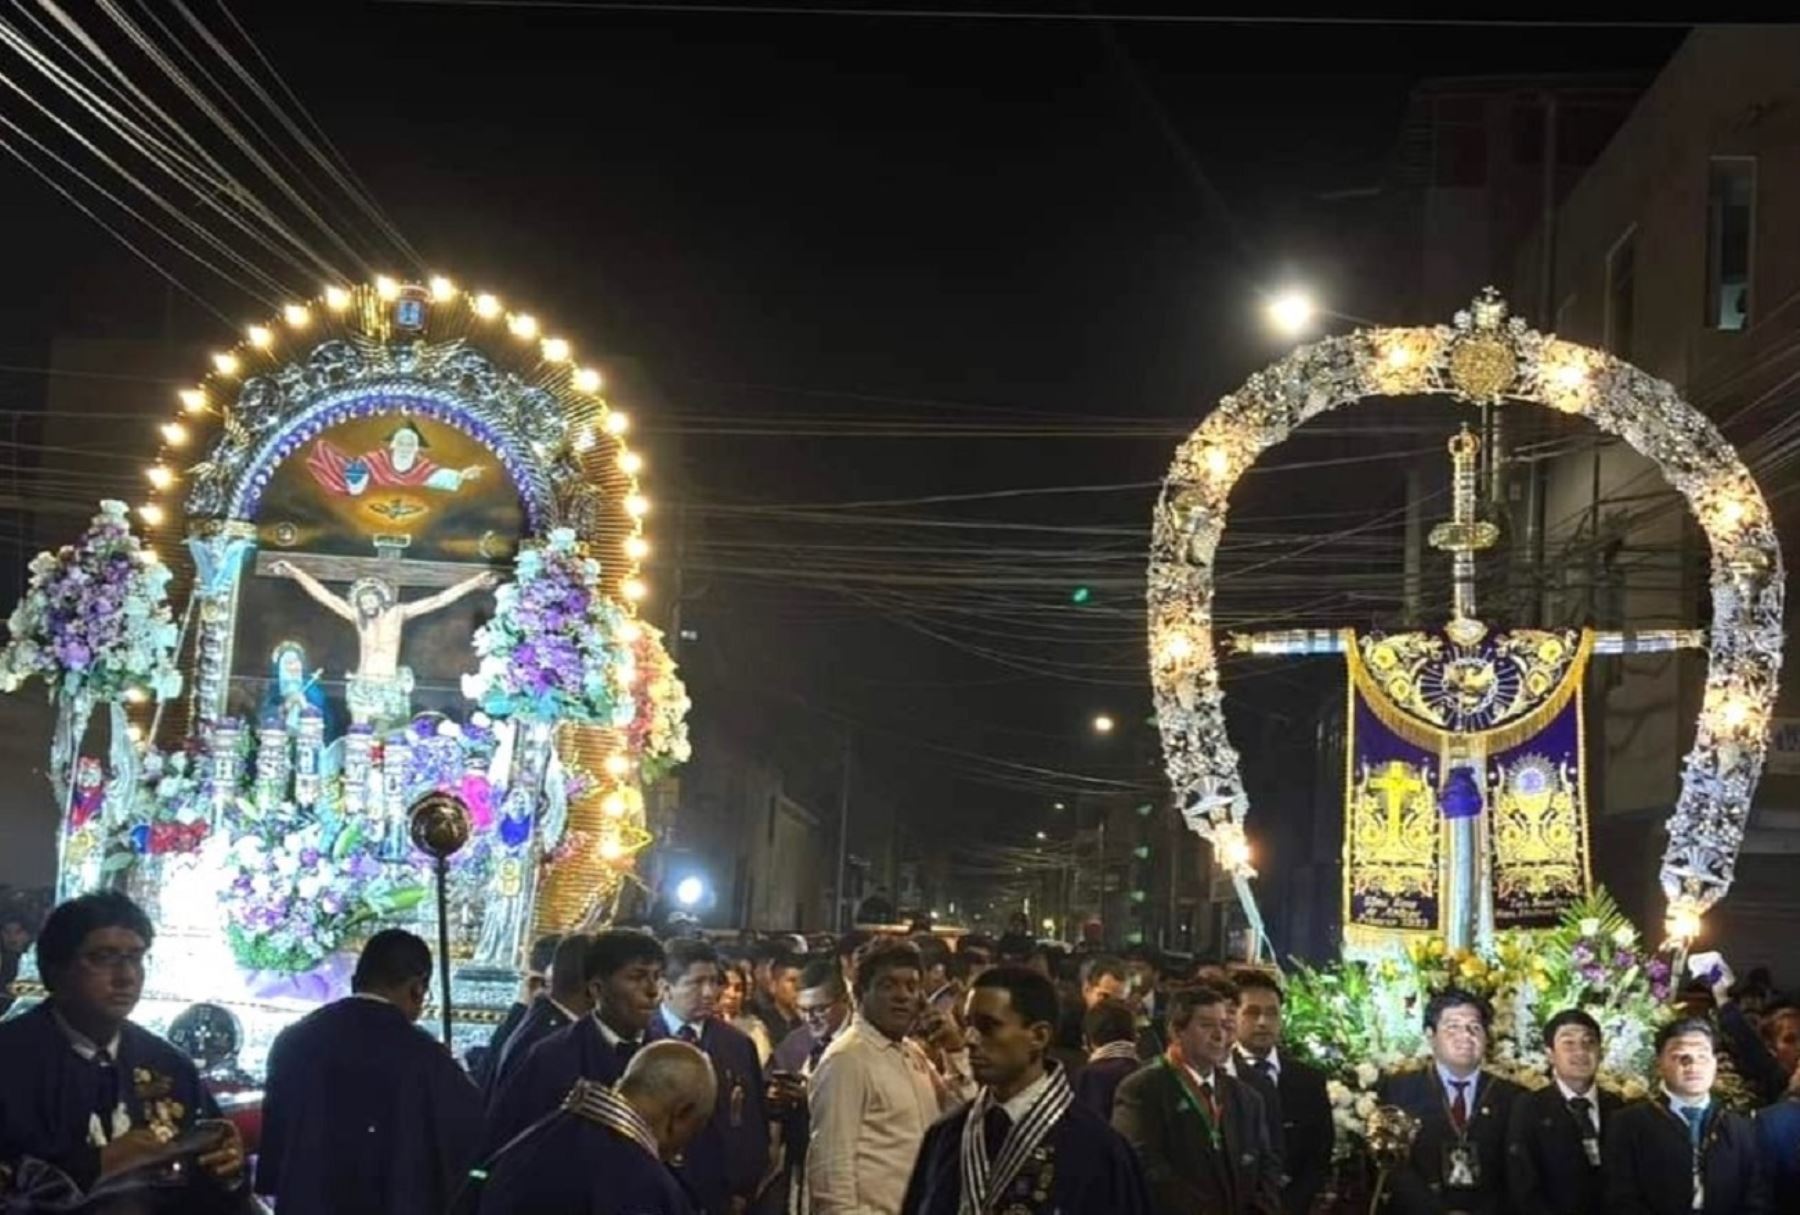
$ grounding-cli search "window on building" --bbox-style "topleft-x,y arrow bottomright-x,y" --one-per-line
1605,228 -> 1636,358
1705,157 -> 1754,331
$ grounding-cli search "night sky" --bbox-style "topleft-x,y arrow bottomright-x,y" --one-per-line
0,4 -> 1686,907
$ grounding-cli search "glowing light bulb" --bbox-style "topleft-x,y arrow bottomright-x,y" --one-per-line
375,275 -> 400,301
473,293 -> 501,319
124,686 -> 147,704
572,427 -> 596,454
624,494 -> 649,518
1554,361 -> 1587,390
283,304 -> 311,328
605,754 -> 631,778
137,502 -> 164,526
1667,906 -> 1702,942
1093,714 -> 1116,735
160,422 -> 188,447
179,389 -> 206,414
1201,446 -> 1231,480
246,324 -> 273,349
620,621 -> 643,643
604,411 -> 630,436
573,367 -> 603,393
602,791 -> 629,818
211,352 -> 240,376
1385,344 -> 1413,369
324,285 -> 352,311
675,876 -> 705,907
541,337 -> 571,363
624,536 -> 649,560
599,836 -> 626,862
1222,836 -> 1253,870
619,451 -> 643,475
1266,289 -> 1317,338
1158,628 -> 1195,665
622,577 -> 648,601
1714,694 -> 1755,731
429,276 -> 457,302
508,314 -> 539,340
1714,496 -> 1748,531
146,465 -> 175,490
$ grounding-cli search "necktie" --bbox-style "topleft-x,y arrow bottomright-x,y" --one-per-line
1569,1095 -> 1597,1139
1200,1079 -> 1221,1126
808,1038 -> 828,1070
1679,1104 -> 1704,1148
91,1048 -> 118,1132
1449,1080 -> 1470,1132
677,1024 -> 699,1045
982,1106 -> 1011,1161
1249,1057 -> 1273,1083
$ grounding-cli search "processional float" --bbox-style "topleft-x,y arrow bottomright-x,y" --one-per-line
0,278 -> 690,1070
1148,290 -> 1783,959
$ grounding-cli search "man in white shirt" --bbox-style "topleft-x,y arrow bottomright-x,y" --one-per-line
806,938 -> 972,1215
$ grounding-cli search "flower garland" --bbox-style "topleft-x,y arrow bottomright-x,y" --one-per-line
625,622 -> 691,783
463,529 -> 636,725
218,815 -> 425,974
0,501 -> 180,701
1284,889 -> 1673,1158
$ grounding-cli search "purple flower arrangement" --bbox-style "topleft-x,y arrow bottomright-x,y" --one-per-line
463,529 -> 636,725
0,501 -> 181,701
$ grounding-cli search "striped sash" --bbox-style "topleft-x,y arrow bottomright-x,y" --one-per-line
957,1065 -> 1073,1215
1088,1040 -> 1140,1065
563,1078 -> 660,1161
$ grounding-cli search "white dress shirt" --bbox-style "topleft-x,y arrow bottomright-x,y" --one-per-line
997,1068 -> 1054,1123
806,1014 -> 965,1215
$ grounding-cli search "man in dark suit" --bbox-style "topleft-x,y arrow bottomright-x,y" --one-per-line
469,933 -> 560,1092
1233,970 -> 1332,1215
256,929 -> 483,1215
477,1040 -> 717,1215
484,930 -> 667,1153
1377,987 -> 1522,1215
900,966 -> 1151,1215
1112,982 -> 1282,1215
1603,1017 -> 1768,1215
1077,998 -> 1142,1120
646,937 -> 769,1215
1505,1008 -> 1621,1215
489,933 -> 592,1092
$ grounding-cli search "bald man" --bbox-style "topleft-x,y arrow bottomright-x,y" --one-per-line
477,1040 -> 717,1215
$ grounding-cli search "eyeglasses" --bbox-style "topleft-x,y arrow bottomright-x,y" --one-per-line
80,948 -> 147,974
1436,1020 -> 1487,1038
800,1002 -> 845,1021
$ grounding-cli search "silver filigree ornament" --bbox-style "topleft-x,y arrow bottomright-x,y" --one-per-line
1148,291 -> 1784,929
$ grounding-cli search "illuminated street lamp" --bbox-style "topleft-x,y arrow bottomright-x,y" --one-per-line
1266,288 -> 1318,338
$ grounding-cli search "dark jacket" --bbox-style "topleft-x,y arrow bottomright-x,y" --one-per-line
1112,1058 -> 1282,1215
1075,1055 -> 1141,1122
901,1093 -> 1153,1215
490,998 -> 576,1091
475,1107 -> 694,1215
1269,1055 -> 1332,1215
0,1002 -> 229,1199
1602,1096 -> 1768,1215
1504,1080 -> 1621,1215
483,1016 -> 636,1156
1377,1067 -> 1522,1215
645,1015 -> 768,1215
255,995 -> 483,1215
470,1001 -> 530,1096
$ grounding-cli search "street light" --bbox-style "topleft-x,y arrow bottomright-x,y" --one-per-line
674,876 -> 706,908
1035,830 -> 1048,841
1092,714 -> 1116,735
1266,288 -> 1317,338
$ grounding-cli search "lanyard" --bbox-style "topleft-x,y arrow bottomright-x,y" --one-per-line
1160,1056 -> 1223,1150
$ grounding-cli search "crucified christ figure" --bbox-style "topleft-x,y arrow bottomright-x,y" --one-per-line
270,560 -> 498,727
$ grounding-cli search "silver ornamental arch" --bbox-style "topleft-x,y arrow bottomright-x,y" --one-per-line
1148,291 -> 1783,937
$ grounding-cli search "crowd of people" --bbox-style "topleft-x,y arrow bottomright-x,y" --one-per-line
1,891 -> 1798,1214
